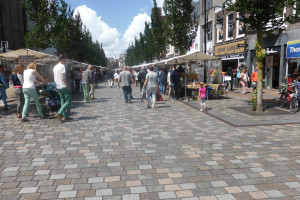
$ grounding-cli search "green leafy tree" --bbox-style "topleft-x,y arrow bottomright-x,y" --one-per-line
225,0 -> 300,112
23,0 -> 59,49
144,22 -> 155,63
151,0 -> 166,59
163,0 -> 198,54
23,0 -> 107,66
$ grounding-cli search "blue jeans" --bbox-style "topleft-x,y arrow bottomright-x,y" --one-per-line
129,86 -> 133,99
159,81 -> 166,94
171,83 -> 176,99
122,86 -> 131,103
0,87 -> 8,108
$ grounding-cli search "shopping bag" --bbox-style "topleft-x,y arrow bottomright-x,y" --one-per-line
156,90 -> 163,101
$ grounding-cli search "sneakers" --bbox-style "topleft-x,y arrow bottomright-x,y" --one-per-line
3,107 -> 9,111
62,117 -> 73,122
55,113 -> 63,121
21,118 -> 29,122
146,106 -> 151,109
128,99 -> 131,103
200,109 -> 203,112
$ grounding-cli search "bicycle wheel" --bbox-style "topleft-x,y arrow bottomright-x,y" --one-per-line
290,98 -> 298,113
43,107 -> 50,116
279,96 -> 287,108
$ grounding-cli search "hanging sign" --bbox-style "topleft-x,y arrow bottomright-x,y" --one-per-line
18,56 -> 37,64
287,40 -> 300,59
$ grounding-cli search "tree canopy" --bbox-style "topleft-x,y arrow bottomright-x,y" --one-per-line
225,0 -> 300,112
125,0 -> 198,66
163,0 -> 198,55
22,0 -> 107,66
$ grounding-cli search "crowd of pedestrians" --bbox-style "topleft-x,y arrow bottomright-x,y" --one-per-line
3,61 -> 264,118
225,64 -> 258,94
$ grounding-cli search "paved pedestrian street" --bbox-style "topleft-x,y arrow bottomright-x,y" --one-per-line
1,83 -> 300,200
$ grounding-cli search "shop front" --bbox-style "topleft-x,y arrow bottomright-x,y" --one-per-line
214,40 -> 246,72
263,46 -> 281,89
286,40 -> 300,75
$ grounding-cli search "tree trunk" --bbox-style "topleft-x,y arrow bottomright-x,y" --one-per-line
256,25 -> 264,112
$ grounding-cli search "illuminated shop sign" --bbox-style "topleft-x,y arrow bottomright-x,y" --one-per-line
287,40 -> 300,59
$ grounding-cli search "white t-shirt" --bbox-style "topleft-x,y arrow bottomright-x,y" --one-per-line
53,63 -> 67,89
114,72 -> 119,79
23,69 -> 36,89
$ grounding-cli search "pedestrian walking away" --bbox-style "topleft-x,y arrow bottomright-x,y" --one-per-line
107,69 -> 114,88
53,54 -> 72,122
81,65 -> 93,102
138,66 -> 147,101
143,66 -> 159,109
119,66 -> 134,103
198,82 -> 207,112
21,63 -> 48,122
114,70 -> 120,88
11,64 -> 25,118
90,67 -> 97,100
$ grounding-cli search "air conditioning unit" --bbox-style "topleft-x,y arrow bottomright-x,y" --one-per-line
1,41 -> 8,49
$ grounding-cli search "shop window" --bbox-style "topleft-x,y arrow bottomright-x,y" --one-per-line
236,13 -> 245,38
216,17 -> 223,42
226,13 -> 234,40
207,21 -> 212,41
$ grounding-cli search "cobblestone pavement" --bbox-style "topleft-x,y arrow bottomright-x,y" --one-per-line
184,87 -> 300,127
0,83 -> 300,200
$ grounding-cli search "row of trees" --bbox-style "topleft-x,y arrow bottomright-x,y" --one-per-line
23,0 -> 107,66
125,0 -> 198,66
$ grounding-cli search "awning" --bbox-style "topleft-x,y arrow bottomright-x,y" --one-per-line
166,51 -> 220,64
0,48 -> 55,59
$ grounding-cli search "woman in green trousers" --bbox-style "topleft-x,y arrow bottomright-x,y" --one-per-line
22,63 -> 48,122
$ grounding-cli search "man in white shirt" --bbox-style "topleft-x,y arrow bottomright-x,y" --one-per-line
53,54 -> 72,122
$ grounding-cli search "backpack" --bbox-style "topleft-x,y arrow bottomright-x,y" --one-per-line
11,74 -> 21,86
237,69 -> 241,78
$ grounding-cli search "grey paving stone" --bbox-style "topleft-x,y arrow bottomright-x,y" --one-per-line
58,190 -> 77,198
1,83 -> 300,200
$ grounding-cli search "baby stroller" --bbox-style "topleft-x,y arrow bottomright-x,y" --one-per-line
39,82 -> 61,116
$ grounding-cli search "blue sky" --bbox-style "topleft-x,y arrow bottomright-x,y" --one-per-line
65,0 -> 155,34
64,0 -> 164,57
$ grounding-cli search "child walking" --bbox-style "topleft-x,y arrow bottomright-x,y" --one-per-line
198,82 -> 207,112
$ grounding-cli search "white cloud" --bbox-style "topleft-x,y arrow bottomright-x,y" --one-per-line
74,5 -> 150,58
151,0 -> 165,15
156,0 -> 164,8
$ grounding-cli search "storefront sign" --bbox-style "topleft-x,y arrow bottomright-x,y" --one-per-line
287,40 -> 300,59
18,56 -> 37,64
214,40 -> 245,56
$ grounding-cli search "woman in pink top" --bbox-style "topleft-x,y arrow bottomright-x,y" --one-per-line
198,82 -> 207,112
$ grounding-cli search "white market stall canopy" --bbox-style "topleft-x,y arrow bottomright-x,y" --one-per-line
166,51 -> 220,64
131,51 -> 220,68
0,48 -> 55,59
0,48 -> 96,67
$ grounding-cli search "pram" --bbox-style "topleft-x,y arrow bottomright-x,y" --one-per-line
39,82 -> 60,116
